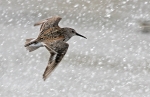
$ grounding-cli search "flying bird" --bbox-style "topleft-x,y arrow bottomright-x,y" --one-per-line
25,17 -> 87,81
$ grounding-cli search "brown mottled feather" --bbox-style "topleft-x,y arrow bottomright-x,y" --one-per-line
24,27 -> 65,47
34,16 -> 62,31
36,27 -> 65,43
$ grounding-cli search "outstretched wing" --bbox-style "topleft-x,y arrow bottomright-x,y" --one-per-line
43,42 -> 69,81
34,16 -> 62,31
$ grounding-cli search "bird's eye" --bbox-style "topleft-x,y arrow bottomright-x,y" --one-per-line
72,30 -> 74,33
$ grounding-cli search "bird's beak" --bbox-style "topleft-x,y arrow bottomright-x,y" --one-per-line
76,33 -> 87,39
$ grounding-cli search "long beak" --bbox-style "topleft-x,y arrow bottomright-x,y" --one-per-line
76,33 -> 87,39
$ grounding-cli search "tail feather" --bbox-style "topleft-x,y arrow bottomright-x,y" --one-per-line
25,38 -> 34,44
26,46 -> 40,52
25,38 -> 41,52
24,38 -> 37,47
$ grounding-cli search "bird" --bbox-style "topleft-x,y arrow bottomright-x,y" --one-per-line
139,20 -> 150,33
24,18 -> 87,81
34,16 -> 62,31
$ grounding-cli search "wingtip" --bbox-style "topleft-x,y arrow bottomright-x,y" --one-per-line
43,75 -> 47,81
34,23 -> 42,26
43,78 -> 46,81
33,24 -> 37,26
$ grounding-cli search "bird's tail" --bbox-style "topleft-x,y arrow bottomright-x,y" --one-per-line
25,38 -> 41,52
24,38 -> 37,47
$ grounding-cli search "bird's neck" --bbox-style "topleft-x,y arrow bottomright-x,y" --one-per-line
63,35 -> 71,42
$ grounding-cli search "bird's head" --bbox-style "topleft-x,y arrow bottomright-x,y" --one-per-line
64,27 -> 87,39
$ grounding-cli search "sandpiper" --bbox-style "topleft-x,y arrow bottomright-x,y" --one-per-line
25,17 -> 87,81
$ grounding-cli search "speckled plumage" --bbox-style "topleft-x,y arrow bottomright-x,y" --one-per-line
24,16 -> 87,81
34,16 -> 61,31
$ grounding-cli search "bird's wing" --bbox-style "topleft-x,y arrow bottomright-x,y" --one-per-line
34,16 -> 62,31
43,42 -> 69,81
34,19 -> 47,26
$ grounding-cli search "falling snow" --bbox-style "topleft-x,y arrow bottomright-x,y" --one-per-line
1,0 -> 150,97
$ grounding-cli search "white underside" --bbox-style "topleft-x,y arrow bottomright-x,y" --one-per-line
29,42 -> 43,47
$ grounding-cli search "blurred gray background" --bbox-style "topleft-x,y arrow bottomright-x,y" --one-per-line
1,0 -> 150,97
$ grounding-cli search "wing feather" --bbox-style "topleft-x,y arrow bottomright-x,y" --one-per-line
34,16 -> 62,31
43,42 -> 69,81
